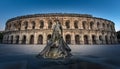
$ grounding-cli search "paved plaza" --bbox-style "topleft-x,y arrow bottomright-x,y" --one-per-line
0,44 -> 120,69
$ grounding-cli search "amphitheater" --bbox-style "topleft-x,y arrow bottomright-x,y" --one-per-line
3,13 -> 118,45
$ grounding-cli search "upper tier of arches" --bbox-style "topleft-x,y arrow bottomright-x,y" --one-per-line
5,17 -> 115,32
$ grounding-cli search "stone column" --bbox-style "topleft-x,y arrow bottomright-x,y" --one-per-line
26,34 -> 29,44
79,21 -> 82,29
19,33 -> 22,44
80,34 -> 84,45
62,20 -> 66,29
27,20 -> 32,30
44,19 -> 48,29
34,32 -> 38,44
102,35 -> 106,44
8,35 -> 10,44
89,34 -> 92,45
43,33 -> 47,45
71,33 -> 75,45
35,20 -> 39,29
70,19 -> 74,29
94,22 -> 97,30
96,35 -> 100,45
13,35 -> 16,44
63,31 -> 65,41
114,35 -> 118,44
21,21 -> 25,30
2,35 -> 6,44
108,35 -> 111,44
87,19 -> 90,30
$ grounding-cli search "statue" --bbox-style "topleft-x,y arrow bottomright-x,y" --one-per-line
37,18 -> 72,59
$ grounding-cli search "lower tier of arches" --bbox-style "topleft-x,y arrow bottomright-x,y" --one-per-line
3,32 -> 118,45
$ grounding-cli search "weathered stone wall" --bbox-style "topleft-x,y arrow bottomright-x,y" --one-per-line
3,13 -> 118,45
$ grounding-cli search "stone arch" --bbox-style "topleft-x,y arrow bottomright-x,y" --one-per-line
107,24 -> 109,29
90,21 -> 94,29
110,25 -> 113,30
82,21 -> 87,29
7,24 -> 11,30
14,21 -> 21,30
31,21 -> 35,29
75,35 -> 80,44
7,36 -> 9,44
97,22 -> 100,29
65,34 -> 71,44
84,35 -> 89,44
38,35 -> 43,44
99,35 -> 103,44
74,20 -> 78,29
40,20 -> 44,29
24,21 -> 28,30
92,35 -> 97,44
18,21 -> 21,31
13,23 -> 17,29
105,35 -> 108,44
65,20 -> 70,29
110,36 -> 112,44
112,36 -> 115,43
48,20 -> 52,29
22,35 -> 26,44
102,23 -> 105,28
29,35 -> 34,44
47,34 -> 52,40
15,35 -> 19,44
10,35 -> 13,44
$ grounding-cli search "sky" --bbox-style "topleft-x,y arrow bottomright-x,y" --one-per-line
0,0 -> 120,31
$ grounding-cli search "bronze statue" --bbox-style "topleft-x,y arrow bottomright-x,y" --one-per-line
37,18 -> 72,59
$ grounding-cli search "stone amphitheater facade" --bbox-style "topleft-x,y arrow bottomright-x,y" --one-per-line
3,13 -> 118,45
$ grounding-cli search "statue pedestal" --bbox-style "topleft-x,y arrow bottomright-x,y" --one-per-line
35,55 -> 107,69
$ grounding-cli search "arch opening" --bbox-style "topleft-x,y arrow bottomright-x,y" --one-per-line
65,34 -> 71,44
38,35 -> 43,44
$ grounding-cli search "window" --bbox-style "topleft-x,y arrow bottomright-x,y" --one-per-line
82,21 -> 86,29
74,21 -> 78,29
22,35 -> 26,44
65,20 -> 70,29
107,24 -> 109,29
99,36 -> 103,41
10,35 -> 13,44
105,35 -> 108,44
30,35 -> 34,44
92,35 -> 96,44
102,23 -> 105,28
48,20 -> 52,29
15,35 -> 19,44
75,35 -> 80,44
7,36 -> 9,44
97,22 -> 100,29
65,34 -> 71,44
40,20 -> 44,29
24,21 -> 28,30
38,35 -> 43,44
90,22 -> 94,29
84,35 -> 89,44
32,21 -> 35,29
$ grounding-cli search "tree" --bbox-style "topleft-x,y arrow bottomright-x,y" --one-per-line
0,32 -> 3,43
116,31 -> 120,43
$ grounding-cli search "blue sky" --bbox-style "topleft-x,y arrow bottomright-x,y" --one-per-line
0,0 -> 120,31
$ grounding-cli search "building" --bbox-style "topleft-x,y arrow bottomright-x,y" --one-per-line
3,13 -> 118,45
